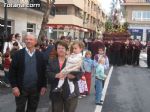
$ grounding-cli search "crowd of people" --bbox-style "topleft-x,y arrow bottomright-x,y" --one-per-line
86,38 -> 145,66
0,33 -> 149,112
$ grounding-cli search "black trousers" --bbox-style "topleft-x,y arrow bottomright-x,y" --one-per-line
147,54 -> 150,67
51,94 -> 78,112
15,88 -> 40,112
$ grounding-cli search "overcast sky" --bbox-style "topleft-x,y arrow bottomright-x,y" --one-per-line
99,0 -> 112,15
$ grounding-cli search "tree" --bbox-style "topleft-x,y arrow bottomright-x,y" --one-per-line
38,0 -> 55,44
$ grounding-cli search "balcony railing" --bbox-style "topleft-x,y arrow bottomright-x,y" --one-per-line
125,0 -> 150,3
122,0 -> 150,5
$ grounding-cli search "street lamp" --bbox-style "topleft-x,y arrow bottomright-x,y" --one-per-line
1,0 -> 8,53
3,0 -> 8,41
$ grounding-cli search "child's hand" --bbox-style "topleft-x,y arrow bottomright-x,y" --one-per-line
81,75 -> 86,80
104,75 -> 107,80
55,72 -> 65,79
67,74 -> 75,79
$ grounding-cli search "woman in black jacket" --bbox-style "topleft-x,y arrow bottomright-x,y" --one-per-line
46,40 -> 82,112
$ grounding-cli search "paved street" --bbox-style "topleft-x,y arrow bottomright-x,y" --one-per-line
102,66 -> 150,112
0,72 -> 97,112
0,52 -> 149,112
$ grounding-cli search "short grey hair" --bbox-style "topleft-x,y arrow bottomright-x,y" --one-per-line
24,32 -> 38,40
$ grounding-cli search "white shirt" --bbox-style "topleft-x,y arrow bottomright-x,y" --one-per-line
3,42 -> 13,54
25,47 -> 36,57
0,57 -> 2,64
3,41 -> 23,54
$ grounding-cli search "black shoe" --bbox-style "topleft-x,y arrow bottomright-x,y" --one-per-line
68,92 -> 76,100
95,102 -> 103,105
100,100 -> 104,103
52,87 -> 62,92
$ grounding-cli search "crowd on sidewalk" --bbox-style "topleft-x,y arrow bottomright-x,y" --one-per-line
0,33 -> 149,112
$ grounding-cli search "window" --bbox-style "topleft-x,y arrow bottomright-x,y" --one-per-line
27,23 -> 36,33
75,8 -> 82,19
90,16 -> 93,23
88,0 -> 90,7
56,6 -> 67,15
83,12 -> 86,20
143,11 -> 150,20
91,2 -> 93,9
0,19 -> 12,37
93,18 -> 96,24
132,11 -> 150,21
132,11 -> 141,20
87,14 -> 90,21
146,0 -> 150,3
94,4 -> 97,11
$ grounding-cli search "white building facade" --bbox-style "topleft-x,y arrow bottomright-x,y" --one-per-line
0,0 -> 43,40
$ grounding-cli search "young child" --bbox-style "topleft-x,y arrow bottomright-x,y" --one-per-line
53,41 -> 84,98
82,51 -> 94,95
3,52 -> 11,87
95,56 -> 107,105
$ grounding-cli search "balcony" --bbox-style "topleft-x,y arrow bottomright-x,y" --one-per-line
48,15 -> 83,27
123,0 -> 150,5
55,0 -> 84,10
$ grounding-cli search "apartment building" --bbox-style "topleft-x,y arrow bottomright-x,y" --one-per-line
122,0 -> 150,41
0,0 -> 106,40
47,0 -> 106,39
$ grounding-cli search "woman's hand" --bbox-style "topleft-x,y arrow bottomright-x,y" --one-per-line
55,72 -> 66,79
67,74 -> 75,79
12,87 -> 20,97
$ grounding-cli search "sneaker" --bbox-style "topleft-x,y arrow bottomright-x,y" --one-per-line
5,84 -> 10,88
81,94 -> 86,97
52,87 -> 62,92
78,95 -> 82,99
95,102 -> 103,106
0,81 -> 3,84
2,81 -> 10,87
100,100 -> 104,103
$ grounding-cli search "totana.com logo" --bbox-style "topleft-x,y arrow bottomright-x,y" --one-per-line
3,0 -> 41,8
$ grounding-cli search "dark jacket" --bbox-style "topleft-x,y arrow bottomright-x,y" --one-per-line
9,48 -> 47,92
46,57 -> 82,100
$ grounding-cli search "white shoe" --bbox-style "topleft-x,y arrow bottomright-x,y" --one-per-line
5,84 -> 10,87
82,95 -> 86,97
78,96 -> 82,99
2,81 -> 10,87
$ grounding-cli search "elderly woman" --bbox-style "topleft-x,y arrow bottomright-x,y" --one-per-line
46,40 -> 82,112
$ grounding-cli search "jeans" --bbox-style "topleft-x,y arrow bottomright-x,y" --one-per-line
95,78 -> 103,103
147,54 -> 150,67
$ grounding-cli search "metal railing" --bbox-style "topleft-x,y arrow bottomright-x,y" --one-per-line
125,0 -> 150,3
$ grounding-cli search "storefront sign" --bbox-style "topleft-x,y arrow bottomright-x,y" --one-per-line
128,29 -> 143,40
